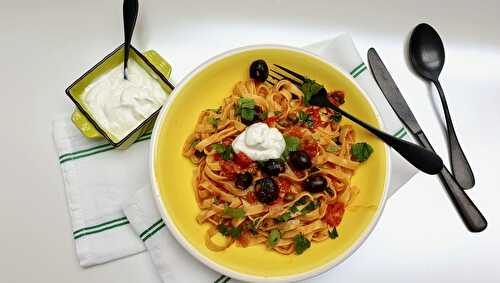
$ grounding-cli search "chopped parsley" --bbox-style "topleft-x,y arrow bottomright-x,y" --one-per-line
294,234 -> 311,255
300,78 -> 324,106
289,205 -> 299,213
330,111 -> 342,123
276,212 -> 292,222
326,145 -> 338,153
242,221 -> 258,235
295,196 -> 308,205
268,229 -> 281,247
217,224 -> 242,239
236,97 -> 256,121
223,204 -> 246,219
190,139 -> 200,148
351,142 -> 374,162
212,143 -> 233,161
298,111 -> 314,128
208,116 -> 220,128
282,135 -> 300,158
273,111 -> 282,116
300,201 -> 318,215
328,227 -> 339,239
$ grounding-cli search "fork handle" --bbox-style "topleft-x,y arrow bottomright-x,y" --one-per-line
331,105 -> 443,175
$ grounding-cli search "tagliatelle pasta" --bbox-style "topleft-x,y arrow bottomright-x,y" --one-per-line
183,77 -> 371,255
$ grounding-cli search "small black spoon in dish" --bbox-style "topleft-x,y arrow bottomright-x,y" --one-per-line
123,0 -> 139,80
409,23 -> 475,189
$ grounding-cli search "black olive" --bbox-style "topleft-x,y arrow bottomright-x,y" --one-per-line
254,177 -> 279,204
303,175 -> 327,193
249,60 -> 269,82
241,106 -> 264,126
260,159 -> 285,176
235,172 -> 253,189
289,150 -> 312,170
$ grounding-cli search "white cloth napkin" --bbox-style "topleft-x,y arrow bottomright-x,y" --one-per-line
52,34 -> 417,279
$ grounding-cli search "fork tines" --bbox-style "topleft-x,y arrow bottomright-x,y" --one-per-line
265,64 -> 305,87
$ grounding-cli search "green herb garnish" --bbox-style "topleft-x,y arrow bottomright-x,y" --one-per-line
300,78 -> 324,106
190,139 -> 200,148
330,111 -> 342,123
300,201 -> 317,215
298,111 -> 314,128
273,111 -> 282,116
326,145 -> 338,153
208,116 -> 220,128
351,142 -> 374,162
328,227 -> 339,239
276,212 -> 292,222
212,143 -> 233,161
282,135 -> 300,158
223,204 -> 246,219
296,196 -> 308,205
294,234 -> 311,255
236,97 -> 256,121
289,205 -> 299,213
242,221 -> 258,235
217,224 -> 242,239
268,229 -> 281,247
207,107 -> 221,113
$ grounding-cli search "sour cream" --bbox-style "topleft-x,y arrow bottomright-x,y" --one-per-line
232,122 -> 286,161
82,59 -> 167,141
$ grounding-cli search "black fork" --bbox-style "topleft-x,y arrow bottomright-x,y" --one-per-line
267,64 -> 444,175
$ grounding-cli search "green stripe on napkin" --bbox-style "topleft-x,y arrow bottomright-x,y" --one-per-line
140,219 -> 166,241
59,132 -> 152,164
350,62 -> 367,78
214,275 -> 231,283
73,217 -> 130,240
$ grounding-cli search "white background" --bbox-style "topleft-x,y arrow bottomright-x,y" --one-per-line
1,0 -> 499,282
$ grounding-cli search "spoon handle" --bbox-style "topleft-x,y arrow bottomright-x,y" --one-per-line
434,80 -> 475,189
123,0 -> 139,79
415,132 -> 486,232
329,104 -> 443,175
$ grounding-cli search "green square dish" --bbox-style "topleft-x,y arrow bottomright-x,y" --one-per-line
66,44 -> 174,149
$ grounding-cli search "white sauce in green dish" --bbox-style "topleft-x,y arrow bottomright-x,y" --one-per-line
82,59 -> 166,141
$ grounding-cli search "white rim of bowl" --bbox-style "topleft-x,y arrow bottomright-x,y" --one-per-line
149,44 -> 391,283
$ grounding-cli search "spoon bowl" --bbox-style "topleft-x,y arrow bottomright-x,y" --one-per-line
409,23 -> 475,189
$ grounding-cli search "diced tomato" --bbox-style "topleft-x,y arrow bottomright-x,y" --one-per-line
220,160 -> 240,180
246,191 -> 256,204
214,153 -> 221,161
238,231 -> 250,247
264,116 -> 279,126
327,91 -> 345,106
286,126 -> 304,138
305,107 -> 322,128
277,177 -> 291,198
324,202 -> 345,227
233,152 -> 253,169
222,138 -> 233,147
302,141 -> 319,159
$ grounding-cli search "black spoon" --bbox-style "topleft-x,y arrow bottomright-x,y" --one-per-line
309,92 -> 443,175
123,0 -> 139,80
409,23 -> 475,189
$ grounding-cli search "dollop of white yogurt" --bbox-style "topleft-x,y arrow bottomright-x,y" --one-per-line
232,122 -> 285,161
82,59 -> 167,141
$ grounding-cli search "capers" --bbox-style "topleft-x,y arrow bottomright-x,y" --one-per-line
260,159 -> 285,176
303,175 -> 327,193
235,172 -> 253,189
249,60 -> 269,82
254,177 -> 279,204
289,150 -> 312,170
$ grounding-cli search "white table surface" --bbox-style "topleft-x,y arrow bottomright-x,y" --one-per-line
1,0 -> 499,282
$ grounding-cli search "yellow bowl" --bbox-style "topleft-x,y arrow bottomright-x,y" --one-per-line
150,45 -> 390,282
